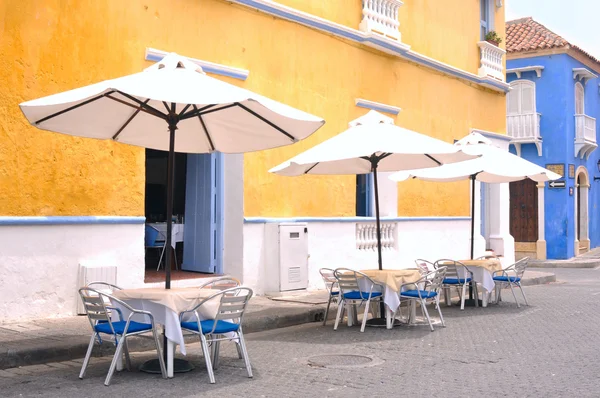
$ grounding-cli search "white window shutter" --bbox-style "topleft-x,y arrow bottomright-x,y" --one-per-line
521,84 -> 535,113
507,84 -> 520,115
575,83 -> 584,114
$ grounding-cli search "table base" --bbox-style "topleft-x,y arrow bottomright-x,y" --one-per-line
365,317 -> 404,328
462,298 -> 483,307
139,358 -> 194,374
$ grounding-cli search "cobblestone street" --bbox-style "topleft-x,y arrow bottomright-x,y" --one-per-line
1,268 -> 599,398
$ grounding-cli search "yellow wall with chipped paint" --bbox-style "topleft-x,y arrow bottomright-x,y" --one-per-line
0,0 -> 506,218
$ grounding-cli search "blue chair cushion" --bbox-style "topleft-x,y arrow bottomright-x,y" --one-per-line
400,290 -> 437,299
443,277 -> 472,284
343,291 -> 382,300
330,291 -> 340,296
181,319 -> 240,334
95,320 -> 152,335
493,276 -> 521,283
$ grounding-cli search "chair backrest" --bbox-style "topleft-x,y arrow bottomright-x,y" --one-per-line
87,282 -> 122,293
145,224 -> 160,247
414,259 -> 435,276
334,268 -> 378,300
434,259 -> 461,279
198,276 -> 241,291
208,287 -> 253,333
319,268 -> 338,294
79,287 -> 115,333
512,257 -> 529,278
424,266 -> 447,294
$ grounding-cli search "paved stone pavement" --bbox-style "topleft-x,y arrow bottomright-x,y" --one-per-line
0,268 -> 597,397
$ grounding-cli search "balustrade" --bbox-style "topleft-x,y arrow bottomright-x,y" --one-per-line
359,0 -> 403,41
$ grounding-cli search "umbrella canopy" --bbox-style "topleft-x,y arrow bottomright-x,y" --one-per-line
389,132 -> 561,258
20,53 -> 324,154
20,53 -> 325,288
270,111 -> 473,176
269,110 -> 478,271
390,133 -> 562,183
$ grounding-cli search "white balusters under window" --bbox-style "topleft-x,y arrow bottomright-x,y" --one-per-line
356,222 -> 397,251
477,41 -> 506,81
359,0 -> 403,41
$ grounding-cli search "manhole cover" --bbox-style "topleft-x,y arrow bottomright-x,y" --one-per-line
307,354 -> 375,369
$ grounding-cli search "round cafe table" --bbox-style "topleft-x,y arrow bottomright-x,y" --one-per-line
111,287 -> 220,377
359,269 -> 422,329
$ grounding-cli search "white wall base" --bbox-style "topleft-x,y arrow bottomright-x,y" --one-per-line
243,218 -> 472,295
489,233 -> 516,266
0,223 -> 145,322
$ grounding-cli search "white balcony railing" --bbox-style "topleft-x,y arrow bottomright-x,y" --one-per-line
356,222 -> 397,251
507,113 -> 541,141
575,114 -> 597,159
477,41 -> 506,82
359,0 -> 403,41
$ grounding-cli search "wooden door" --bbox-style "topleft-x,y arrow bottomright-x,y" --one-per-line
510,179 -> 538,242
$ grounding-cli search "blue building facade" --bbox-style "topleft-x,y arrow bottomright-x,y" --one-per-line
506,18 -> 600,259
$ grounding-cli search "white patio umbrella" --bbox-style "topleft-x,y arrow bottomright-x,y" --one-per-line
390,132 -> 561,259
19,53 -> 325,289
269,110 -> 478,271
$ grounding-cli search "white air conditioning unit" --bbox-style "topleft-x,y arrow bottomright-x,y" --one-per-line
264,223 -> 309,292
76,264 -> 117,314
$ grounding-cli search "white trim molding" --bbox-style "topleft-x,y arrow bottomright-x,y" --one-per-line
469,128 -> 512,143
145,48 -> 250,81
507,66 -> 544,78
573,68 -> 597,85
355,98 -> 401,115
227,0 -> 509,93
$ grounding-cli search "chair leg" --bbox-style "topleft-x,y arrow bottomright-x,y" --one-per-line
235,342 -> 243,359
199,334 -> 215,384
238,331 -> 253,378
460,284 -> 467,310
421,299 -> 434,332
323,294 -> 333,326
333,299 -> 344,330
436,296 -> 446,327
157,245 -> 166,271
105,335 -> 126,386
211,338 -> 221,370
79,334 -> 96,379
444,287 -> 451,306
151,327 -> 167,379
123,337 -> 132,371
518,283 -> 529,306
508,281 -> 520,308
360,299 -> 370,333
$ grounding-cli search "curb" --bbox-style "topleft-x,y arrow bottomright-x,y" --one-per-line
529,261 -> 599,269
0,306 -> 327,370
520,272 -> 556,286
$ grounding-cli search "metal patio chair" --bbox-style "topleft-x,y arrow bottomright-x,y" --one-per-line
180,287 -> 254,384
434,259 -> 478,310
197,276 -> 241,291
492,257 -> 529,308
399,266 -> 447,331
78,287 -> 166,386
333,268 -> 384,333
319,268 -> 340,326
145,224 -> 177,271
415,259 -> 436,276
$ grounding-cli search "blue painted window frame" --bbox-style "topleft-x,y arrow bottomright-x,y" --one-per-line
480,0 -> 490,40
356,173 -> 373,217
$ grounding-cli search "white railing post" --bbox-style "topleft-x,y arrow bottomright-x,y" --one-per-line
359,0 -> 403,41
477,41 -> 506,82
356,222 -> 396,251
507,113 -> 541,141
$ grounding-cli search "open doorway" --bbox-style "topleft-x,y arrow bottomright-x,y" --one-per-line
575,167 -> 590,254
144,151 -> 224,281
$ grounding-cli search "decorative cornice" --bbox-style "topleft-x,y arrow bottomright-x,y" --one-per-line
507,66 -> 544,78
469,128 -> 512,142
227,0 -> 509,93
355,99 -> 401,115
145,48 -> 250,81
573,67 -> 597,85
0,216 -> 146,226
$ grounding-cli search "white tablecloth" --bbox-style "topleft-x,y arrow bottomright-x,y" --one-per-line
149,223 -> 184,249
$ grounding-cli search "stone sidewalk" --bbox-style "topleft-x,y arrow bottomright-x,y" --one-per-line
0,271 -> 555,370
529,247 -> 600,269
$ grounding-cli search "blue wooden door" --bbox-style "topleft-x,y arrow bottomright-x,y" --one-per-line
182,153 -> 223,273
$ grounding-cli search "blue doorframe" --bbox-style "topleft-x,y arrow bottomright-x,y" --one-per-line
182,153 -> 224,274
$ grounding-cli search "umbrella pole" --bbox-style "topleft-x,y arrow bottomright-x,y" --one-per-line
164,122 -> 176,290
373,164 -> 383,271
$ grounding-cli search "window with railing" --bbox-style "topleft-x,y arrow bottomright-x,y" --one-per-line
573,81 -> 597,158
507,80 -> 540,141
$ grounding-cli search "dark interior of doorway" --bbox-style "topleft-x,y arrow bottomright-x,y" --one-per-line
144,149 -> 187,272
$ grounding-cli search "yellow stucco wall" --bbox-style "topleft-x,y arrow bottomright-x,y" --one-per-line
0,0 -> 506,218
